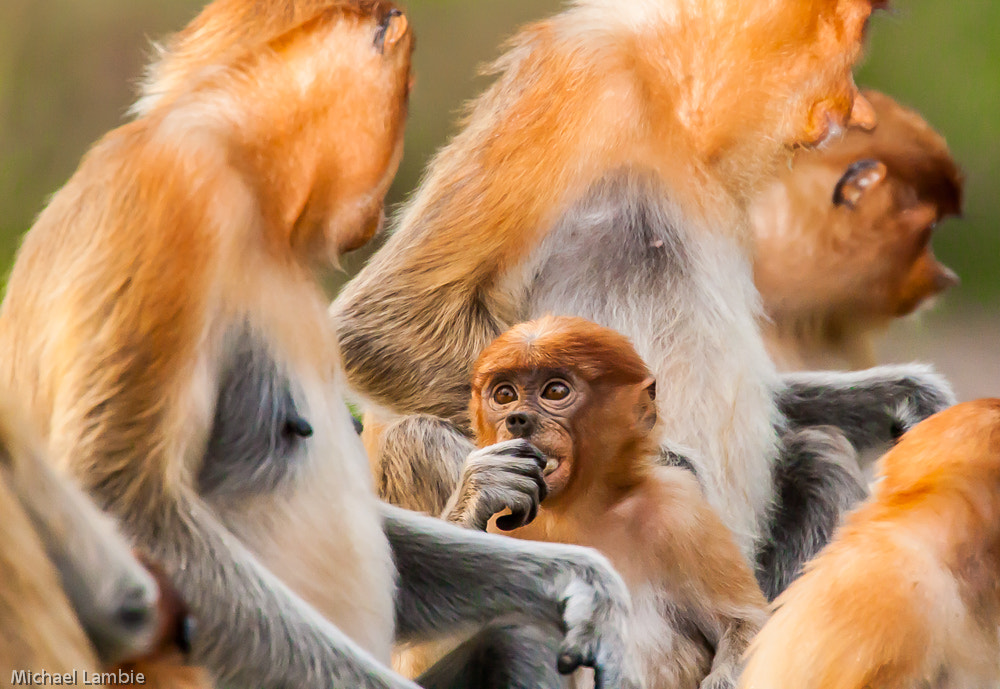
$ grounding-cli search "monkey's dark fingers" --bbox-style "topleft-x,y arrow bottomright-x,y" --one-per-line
495,491 -> 539,531
490,438 -> 547,467
493,440 -> 549,502
556,557 -> 638,689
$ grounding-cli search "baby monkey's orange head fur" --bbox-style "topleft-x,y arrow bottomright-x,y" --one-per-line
471,316 -> 657,498
136,0 -> 414,259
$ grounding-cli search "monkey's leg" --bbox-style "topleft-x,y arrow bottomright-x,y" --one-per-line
137,496 -> 421,689
381,504 -> 637,689
374,415 -> 473,514
776,364 -> 955,457
416,616 -> 565,689
755,427 -> 867,601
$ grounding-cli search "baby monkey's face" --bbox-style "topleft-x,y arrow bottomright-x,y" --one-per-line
478,368 -> 587,496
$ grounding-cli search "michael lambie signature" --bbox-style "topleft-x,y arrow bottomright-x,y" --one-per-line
10,670 -> 147,686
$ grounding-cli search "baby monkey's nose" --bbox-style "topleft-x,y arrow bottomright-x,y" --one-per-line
505,412 -> 536,438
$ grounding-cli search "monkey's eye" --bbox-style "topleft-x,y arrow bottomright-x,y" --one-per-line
492,385 -> 518,406
541,380 -> 571,402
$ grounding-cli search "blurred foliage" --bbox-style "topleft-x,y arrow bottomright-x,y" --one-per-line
0,0 -> 996,308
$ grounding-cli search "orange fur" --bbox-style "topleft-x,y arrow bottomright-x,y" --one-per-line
471,316 -> 768,689
752,90 -> 964,370
0,0 -> 413,684
0,471 -> 101,675
741,400 -> 1000,689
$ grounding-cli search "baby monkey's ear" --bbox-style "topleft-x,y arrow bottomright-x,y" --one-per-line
636,377 -> 657,432
833,158 -> 887,209
375,9 -> 408,53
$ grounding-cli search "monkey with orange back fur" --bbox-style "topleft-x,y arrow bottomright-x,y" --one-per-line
741,399 -> 1000,689
334,0 -> 955,602
443,316 -> 769,689
0,1 -> 638,686
752,90 -> 964,372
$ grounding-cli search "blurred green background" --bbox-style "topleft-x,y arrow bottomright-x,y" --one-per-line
0,0 -> 997,397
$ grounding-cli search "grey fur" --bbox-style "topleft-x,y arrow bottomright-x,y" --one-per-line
383,504 -> 637,689
441,439 -> 548,531
416,617 -> 564,689
776,364 -> 956,456
756,427 -> 867,601
1,434 -> 159,664
130,495 -> 420,689
200,329 -> 312,496
378,415 -> 473,515
524,168 -> 781,555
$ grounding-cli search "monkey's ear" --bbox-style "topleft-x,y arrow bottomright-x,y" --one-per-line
375,10 -> 408,53
637,377 -> 657,432
832,158 -> 887,209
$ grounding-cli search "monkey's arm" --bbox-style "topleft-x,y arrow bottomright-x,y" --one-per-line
130,495 -> 421,689
756,427 -> 867,601
776,364 -> 955,455
373,414 -> 474,514
381,503 -> 639,689
331,37 -> 606,426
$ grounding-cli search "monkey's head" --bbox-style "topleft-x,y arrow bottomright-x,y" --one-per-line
753,90 -> 963,327
753,0 -> 885,149
471,316 -> 657,498
135,0 -> 414,258
651,0 -> 885,193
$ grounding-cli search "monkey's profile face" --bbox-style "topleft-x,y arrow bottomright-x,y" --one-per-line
478,369 -> 586,496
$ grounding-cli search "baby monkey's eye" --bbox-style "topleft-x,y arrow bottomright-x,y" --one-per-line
541,380 -> 571,401
493,384 -> 518,405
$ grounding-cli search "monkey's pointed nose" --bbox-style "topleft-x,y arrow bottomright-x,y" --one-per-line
505,412 -> 536,438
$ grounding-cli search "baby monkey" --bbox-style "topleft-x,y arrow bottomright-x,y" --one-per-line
447,315 -> 768,689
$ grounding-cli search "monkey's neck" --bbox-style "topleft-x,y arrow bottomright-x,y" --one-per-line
556,440 -> 657,508
765,310 -> 881,370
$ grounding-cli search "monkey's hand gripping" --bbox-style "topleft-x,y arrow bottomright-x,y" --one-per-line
441,439 -> 549,531
383,504 -> 640,689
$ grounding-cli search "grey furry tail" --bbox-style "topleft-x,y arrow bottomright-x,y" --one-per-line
755,427 -> 868,601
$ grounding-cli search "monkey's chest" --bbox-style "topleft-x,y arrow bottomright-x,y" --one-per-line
627,586 -> 712,689
199,335 -> 313,496
201,332 -> 397,659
